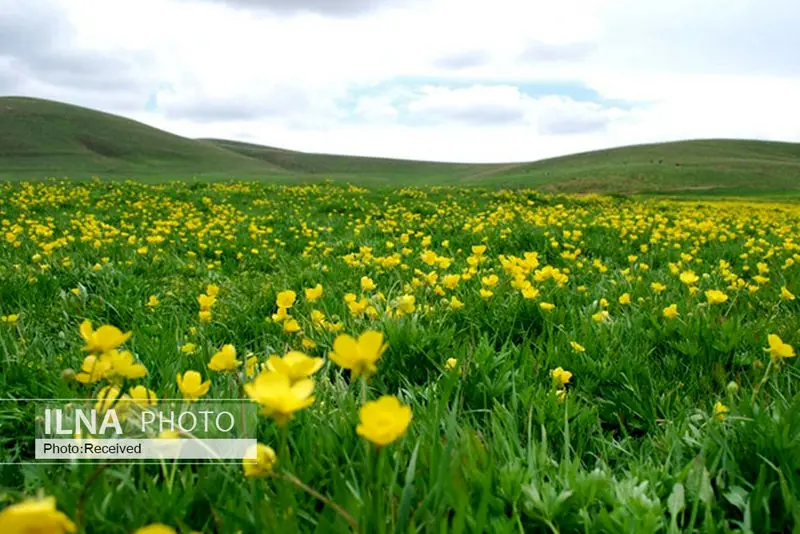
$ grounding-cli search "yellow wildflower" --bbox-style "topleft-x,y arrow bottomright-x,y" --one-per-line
550,367 -> 572,388
208,344 -> 241,372
243,443 -> 277,478
713,401 -> 729,421
0,496 -> 76,534
705,290 -> 728,305
766,334 -> 796,362
244,371 -> 315,425
176,370 -> 211,401
356,395 -> 412,447
266,351 -> 324,383
663,304 -> 679,319
276,290 -> 297,309
329,330 -> 388,380
79,320 -> 131,354
305,284 -> 323,302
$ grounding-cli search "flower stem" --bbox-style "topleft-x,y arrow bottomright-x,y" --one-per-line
752,358 -> 775,403
279,472 -> 359,532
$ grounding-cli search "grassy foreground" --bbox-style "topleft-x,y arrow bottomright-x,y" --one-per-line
1,179 -> 800,533
2,96 -> 800,194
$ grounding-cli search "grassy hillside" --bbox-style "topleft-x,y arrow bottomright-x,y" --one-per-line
202,138 -> 491,183
208,137 -> 800,193
0,97 -> 284,178
488,139 -> 800,194
2,96 -> 800,194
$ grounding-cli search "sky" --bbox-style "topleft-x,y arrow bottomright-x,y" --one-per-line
1,0 -> 799,163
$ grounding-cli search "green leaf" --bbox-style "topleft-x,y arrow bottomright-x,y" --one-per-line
668,482 -> 685,517
394,440 -> 420,534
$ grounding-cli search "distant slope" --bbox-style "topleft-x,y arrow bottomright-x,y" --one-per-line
205,137 -> 800,193
1,96 -> 799,194
0,97 -> 282,177
485,139 -> 800,193
202,138 -> 495,182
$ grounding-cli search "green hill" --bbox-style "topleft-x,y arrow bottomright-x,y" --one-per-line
0,96 -> 285,178
2,96 -> 800,194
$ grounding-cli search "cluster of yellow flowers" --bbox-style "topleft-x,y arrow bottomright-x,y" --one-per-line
241,328 -> 412,479
197,283 -> 219,323
70,321 -> 159,411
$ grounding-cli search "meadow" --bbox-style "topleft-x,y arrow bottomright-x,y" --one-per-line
1,178 -> 799,533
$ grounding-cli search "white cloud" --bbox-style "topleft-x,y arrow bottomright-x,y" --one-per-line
406,85 -> 530,125
353,96 -> 399,123
2,0 -> 799,162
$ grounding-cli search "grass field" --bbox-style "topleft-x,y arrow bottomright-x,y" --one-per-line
2,96 -> 800,194
1,178 -> 800,533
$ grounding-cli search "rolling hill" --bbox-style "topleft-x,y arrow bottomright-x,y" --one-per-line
2,96 -> 799,194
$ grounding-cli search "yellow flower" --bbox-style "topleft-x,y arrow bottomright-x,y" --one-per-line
271,306 -> 289,322
283,318 -> 301,333
267,351 -> 324,383
539,302 -> 555,311
246,355 -> 260,377
129,385 -> 158,407
176,370 -> 211,401
356,395 -> 412,447
650,282 -> 667,294
79,320 -> 131,353
109,350 -> 148,379
276,290 -> 297,309
663,304 -> 679,319
570,341 -> 585,353
133,525 -> 177,534
243,443 -> 277,478
618,293 -> 631,305
208,344 -> 241,372
555,389 -> 567,404
94,386 -> 131,415
361,276 -> 376,291
329,330 -> 388,380
396,295 -> 416,314
74,354 -> 113,384
445,358 -> 458,370
180,343 -> 197,354
550,367 -> 572,388
780,286 -> 795,301
766,334 -> 796,362
244,371 -> 315,425
522,286 -> 540,299
442,274 -> 460,289
305,284 -> 323,302
197,294 -> 216,311
0,495 -> 76,534
2,314 -> 19,325
198,310 -> 212,323
146,295 -> 159,308
713,401 -> 729,421
705,290 -> 728,305
680,271 -> 699,285
481,274 -> 499,287
448,296 -> 464,310
592,310 -> 610,322
205,283 -> 220,297
479,289 -> 493,299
